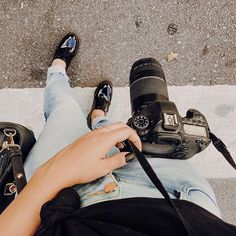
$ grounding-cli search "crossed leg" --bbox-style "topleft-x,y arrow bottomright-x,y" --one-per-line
24,65 -> 90,180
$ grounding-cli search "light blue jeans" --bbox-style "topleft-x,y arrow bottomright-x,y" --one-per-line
24,65 -> 221,218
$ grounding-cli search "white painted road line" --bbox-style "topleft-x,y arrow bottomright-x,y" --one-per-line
0,86 -> 236,178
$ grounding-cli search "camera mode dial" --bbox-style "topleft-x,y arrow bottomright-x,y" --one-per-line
133,115 -> 149,135
133,115 -> 149,130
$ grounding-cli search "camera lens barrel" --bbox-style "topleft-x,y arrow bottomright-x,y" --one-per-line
129,58 -> 169,112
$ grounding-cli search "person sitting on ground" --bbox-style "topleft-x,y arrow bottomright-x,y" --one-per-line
0,33 -> 235,236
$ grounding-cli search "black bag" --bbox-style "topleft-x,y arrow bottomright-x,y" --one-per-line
0,122 -> 36,213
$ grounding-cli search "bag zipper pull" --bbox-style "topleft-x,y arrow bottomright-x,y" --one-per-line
4,129 -> 16,145
3,129 -> 20,149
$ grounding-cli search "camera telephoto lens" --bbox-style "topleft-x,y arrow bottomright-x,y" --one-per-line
129,58 -> 169,113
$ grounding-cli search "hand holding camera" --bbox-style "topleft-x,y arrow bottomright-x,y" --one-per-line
39,122 -> 141,188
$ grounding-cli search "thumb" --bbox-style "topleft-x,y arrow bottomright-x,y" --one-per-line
102,152 -> 136,173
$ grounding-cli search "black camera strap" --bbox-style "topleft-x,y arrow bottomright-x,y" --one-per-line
127,141 -> 197,236
209,132 -> 236,170
126,133 -> 235,236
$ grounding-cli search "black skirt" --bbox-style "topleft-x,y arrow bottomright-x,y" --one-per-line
35,188 -> 236,236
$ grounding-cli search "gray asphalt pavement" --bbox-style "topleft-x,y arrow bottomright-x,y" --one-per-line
0,0 -> 235,88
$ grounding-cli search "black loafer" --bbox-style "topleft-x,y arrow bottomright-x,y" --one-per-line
87,81 -> 113,129
53,33 -> 79,70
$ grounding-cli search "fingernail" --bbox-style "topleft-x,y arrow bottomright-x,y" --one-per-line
117,142 -> 125,149
125,153 -> 135,163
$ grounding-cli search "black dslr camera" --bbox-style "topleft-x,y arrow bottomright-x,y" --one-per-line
127,58 -> 211,159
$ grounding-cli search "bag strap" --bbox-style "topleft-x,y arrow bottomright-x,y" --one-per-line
209,132 -> 236,170
127,141 -> 197,236
6,146 -> 27,193
1,145 -> 27,195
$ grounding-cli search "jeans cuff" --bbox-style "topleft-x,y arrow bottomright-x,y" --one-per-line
46,65 -> 69,84
92,117 -> 110,130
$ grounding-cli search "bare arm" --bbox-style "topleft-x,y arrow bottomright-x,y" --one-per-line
0,167 -> 61,236
0,123 -> 141,236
